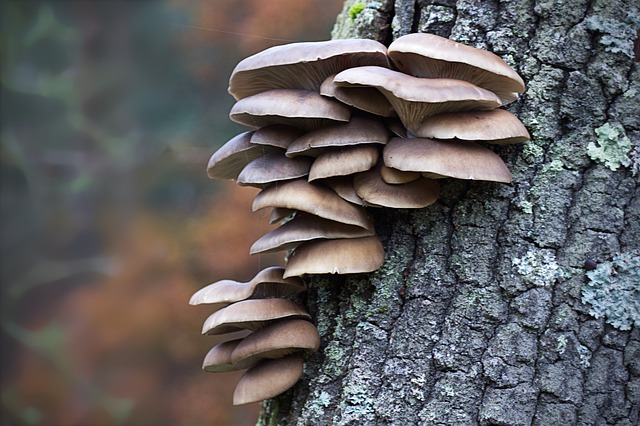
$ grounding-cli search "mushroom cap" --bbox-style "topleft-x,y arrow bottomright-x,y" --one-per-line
284,236 -> 385,278
228,39 -> 389,100
252,179 -> 373,229
230,89 -> 351,130
190,266 -> 306,309
333,66 -> 501,135
323,176 -> 366,206
286,116 -> 388,158
250,212 -> 375,254
231,319 -> 320,369
308,145 -> 379,181
383,137 -> 513,183
233,353 -> 304,405
320,74 -> 396,117
414,109 -> 530,144
388,33 -> 525,104
380,165 -> 421,184
250,125 -> 304,149
207,131 -> 277,180
237,151 -> 313,188
353,166 -> 440,208
202,338 -> 243,373
202,299 -> 311,335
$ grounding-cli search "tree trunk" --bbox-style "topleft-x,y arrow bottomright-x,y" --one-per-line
259,0 -> 640,424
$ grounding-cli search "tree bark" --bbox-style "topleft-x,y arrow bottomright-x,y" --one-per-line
259,0 -> 640,424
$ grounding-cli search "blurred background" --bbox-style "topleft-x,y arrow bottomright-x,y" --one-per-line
0,1 -> 343,424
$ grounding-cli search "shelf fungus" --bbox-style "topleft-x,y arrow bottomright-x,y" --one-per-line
192,32 -> 529,404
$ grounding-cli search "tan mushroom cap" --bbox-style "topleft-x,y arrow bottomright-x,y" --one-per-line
250,213 -> 375,254
383,137 -> 513,183
190,266 -> 306,309
388,33 -> 525,104
231,319 -> 320,369
202,298 -> 311,335
207,131 -> 278,180
354,166 -> 440,208
380,165 -> 421,184
252,179 -> 372,229
286,116 -> 389,158
237,151 -> 312,188
233,353 -> 304,405
228,39 -> 389,100
230,89 -> 351,130
250,124 -> 304,149
333,66 -> 501,135
323,176 -> 366,206
284,235 -> 385,278
320,74 -> 396,117
308,145 -> 379,181
415,109 -> 530,144
202,339 -> 243,373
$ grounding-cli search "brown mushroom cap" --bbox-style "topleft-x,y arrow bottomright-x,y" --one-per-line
231,319 -> 320,369
286,116 -> 389,158
323,176 -> 366,206
383,137 -> 513,183
284,236 -> 385,278
202,339 -> 243,373
233,353 -> 304,405
380,165 -> 421,184
190,266 -> 306,309
237,151 -> 313,188
333,66 -> 501,136
414,109 -> 530,144
207,131 -> 277,180
250,212 -> 375,254
388,33 -> 525,104
308,145 -> 380,181
252,179 -> 373,229
354,166 -> 440,208
228,39 -> 389,100
230,89 -> 351,130
250,124 -> 304,149
320,74 -> 396,117
202,299 -> 311,335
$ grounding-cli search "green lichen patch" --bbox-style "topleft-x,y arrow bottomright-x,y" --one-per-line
349,2 -> 365,20
512,249 -> 567,288
582,251 -> 640,331
587,122 -> 632,171
585,15 -> 640,58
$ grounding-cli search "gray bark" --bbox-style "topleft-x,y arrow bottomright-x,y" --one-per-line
259,0 -> 640,424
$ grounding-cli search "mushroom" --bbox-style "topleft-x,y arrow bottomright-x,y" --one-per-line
387,33 -> 525,104
201,298 -> 311,335
284,235 -> 385,278
379,165 -> 421,184
230,89 -> 351,130
250,212 -> 375,254
233,353 -> 304,405
308,145 -> 379,181
207,131 -> 277,180
252,179 -> 373,229
202,338 -> 243,373
286,116 -> 388,158
333,66 -> 501,136
250,124 -> 305,149
383,137 -> 513,183
190,266 -> 306,310
353,165 -> 440,208
323,176 -> 366,206
237,151 -> 313,188
231,319 -> 320,369
414,109 -> 531,144
320,74 -> 396,117
228,39 -> 389,100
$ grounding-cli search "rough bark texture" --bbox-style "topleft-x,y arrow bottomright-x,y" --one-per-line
259,0 -> 640,424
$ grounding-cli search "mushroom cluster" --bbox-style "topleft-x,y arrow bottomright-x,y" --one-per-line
189,266 -> 320,405
192,33 -> 529,404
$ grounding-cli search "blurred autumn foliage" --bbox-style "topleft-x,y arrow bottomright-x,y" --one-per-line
0,0 -> 342,425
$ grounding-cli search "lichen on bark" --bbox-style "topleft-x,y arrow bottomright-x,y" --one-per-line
258,0 -> 640,425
